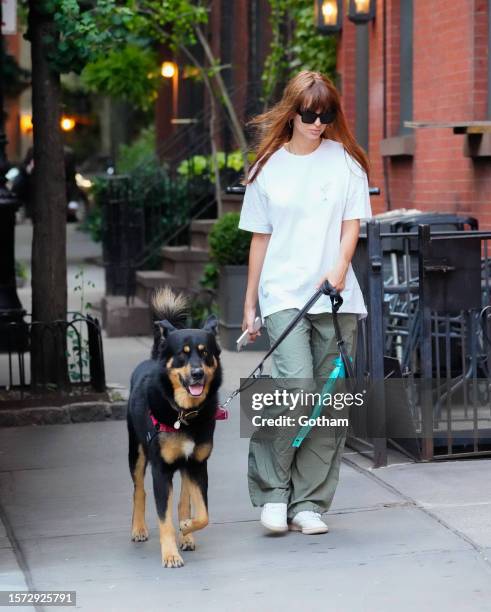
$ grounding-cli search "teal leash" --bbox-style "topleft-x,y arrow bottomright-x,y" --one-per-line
291,355 -> 353,448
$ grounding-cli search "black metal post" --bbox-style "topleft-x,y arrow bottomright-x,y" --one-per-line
0,5 -> 27,352
418,224 -> 434,460
367,220 -> 387,467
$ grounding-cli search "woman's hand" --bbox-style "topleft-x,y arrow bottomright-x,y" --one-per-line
315,260 -> 349,293
242,302 -> 261,343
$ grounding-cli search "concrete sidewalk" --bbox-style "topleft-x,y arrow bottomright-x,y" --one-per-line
4,222 -> 491,610
1,337 -> 491,611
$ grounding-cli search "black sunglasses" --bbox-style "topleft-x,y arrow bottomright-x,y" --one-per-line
296,108 -> 336,125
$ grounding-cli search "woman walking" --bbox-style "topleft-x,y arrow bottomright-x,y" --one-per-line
238,70 -> 372,535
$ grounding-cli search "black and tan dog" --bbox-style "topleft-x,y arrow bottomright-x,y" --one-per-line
127,286 -> 222,568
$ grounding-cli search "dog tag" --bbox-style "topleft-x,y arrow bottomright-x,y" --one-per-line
174,420 -> 181,430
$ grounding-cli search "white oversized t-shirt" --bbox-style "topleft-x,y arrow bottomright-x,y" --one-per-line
238,138 -> 372,323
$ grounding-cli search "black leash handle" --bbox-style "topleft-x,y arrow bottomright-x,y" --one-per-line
247,280 -> 343,379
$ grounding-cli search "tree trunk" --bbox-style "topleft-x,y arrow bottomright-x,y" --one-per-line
194,26 -> 250,176
208,89 -> 223,218
28,2 -> 68,388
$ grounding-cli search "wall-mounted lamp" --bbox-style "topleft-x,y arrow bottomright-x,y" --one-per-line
161,61 -> 177,78
20,113 -> 33,134
348,0 -> 375,24
314,0 -> 343,34
60,116 -> 76,132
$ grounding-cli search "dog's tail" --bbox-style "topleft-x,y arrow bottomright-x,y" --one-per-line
151,286 -> 189,328
151,286 -> 189,358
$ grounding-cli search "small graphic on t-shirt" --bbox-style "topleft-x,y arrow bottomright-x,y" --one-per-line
320,181 -> 332,203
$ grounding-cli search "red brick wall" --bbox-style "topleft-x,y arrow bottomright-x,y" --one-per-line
337,0 -> 491,228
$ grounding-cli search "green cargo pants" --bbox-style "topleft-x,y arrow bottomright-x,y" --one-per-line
248,308 -> 359,519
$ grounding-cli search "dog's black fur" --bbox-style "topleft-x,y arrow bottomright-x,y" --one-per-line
127,287 -> 222,568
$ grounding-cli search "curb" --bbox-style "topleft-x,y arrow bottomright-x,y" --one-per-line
0,401 -> 127,427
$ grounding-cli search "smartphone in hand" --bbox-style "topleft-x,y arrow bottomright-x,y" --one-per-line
236,316 -> 262,352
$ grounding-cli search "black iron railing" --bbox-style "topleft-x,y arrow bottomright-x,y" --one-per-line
1,314 -> 106,403
350,218 -> 491,465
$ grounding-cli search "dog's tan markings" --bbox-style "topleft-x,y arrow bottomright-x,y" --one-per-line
203,357 -> 217,379
178,474 -> 195,551
167,364 -> 198,409
179,479 -> 209,536
193,443 -> 213,463
159,434 -> 195,464
183,345 -> 190,353
170,362 -> 207,409
198,344 -> 205,351
168,358 -> 218,410
158,489 -> 184,568
131,445 -> 149,542
166,357 -> 174,369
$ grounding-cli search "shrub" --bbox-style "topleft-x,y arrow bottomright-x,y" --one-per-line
208,212 -> 251,266
117,125 -> 156,173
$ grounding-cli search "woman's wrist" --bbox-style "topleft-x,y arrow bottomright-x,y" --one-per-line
245,293 -> 258,309
335,257 -> 350,275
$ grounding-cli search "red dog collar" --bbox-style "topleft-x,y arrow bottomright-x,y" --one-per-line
148,405 -> 229,433
149,411 -> 178,433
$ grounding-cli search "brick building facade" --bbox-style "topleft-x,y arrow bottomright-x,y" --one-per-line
337,0 -> 491,226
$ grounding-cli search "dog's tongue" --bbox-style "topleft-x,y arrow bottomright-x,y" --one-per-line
188,383 -> 204,396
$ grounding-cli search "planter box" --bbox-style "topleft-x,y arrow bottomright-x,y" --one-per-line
217,265 -> 269,351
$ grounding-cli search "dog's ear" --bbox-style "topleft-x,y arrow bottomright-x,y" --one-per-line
202,314 -> 218,336
157,319 -> 177,338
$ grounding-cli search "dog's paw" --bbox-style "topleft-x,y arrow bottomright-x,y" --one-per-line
131,524 -> 149,542
179,531 -> 196,551
179,518 -> 192,535
162,552 -> 184,568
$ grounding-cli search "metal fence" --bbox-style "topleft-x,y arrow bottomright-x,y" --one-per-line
100,167 -> 217,301
1,314 -> 106,405
349,219 -> 491,466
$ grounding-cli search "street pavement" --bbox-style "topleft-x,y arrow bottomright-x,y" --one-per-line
1,223 -> 491,610
1,351 -> 491,611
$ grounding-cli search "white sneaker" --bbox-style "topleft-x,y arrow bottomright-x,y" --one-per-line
260,503 -> 288,533
289,511 -> 329,535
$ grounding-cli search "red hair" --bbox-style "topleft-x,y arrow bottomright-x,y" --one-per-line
243,70 -> 370,184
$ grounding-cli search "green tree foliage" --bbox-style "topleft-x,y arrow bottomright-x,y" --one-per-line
20,0 -> 209,73
22,1 -> 249,176
262,0 -> 337,105
21,0 -> 134,74
81,44 -> 160,110
18,1 -> 205,109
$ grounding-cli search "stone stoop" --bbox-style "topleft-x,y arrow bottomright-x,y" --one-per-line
101,295 -> 152,337
222,193 -> 242,215
133,219 -> 217,306
161,246 -> 209,291
135,270 -> 185,304
190,219 -> 216,249
160,245 -> 210,290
